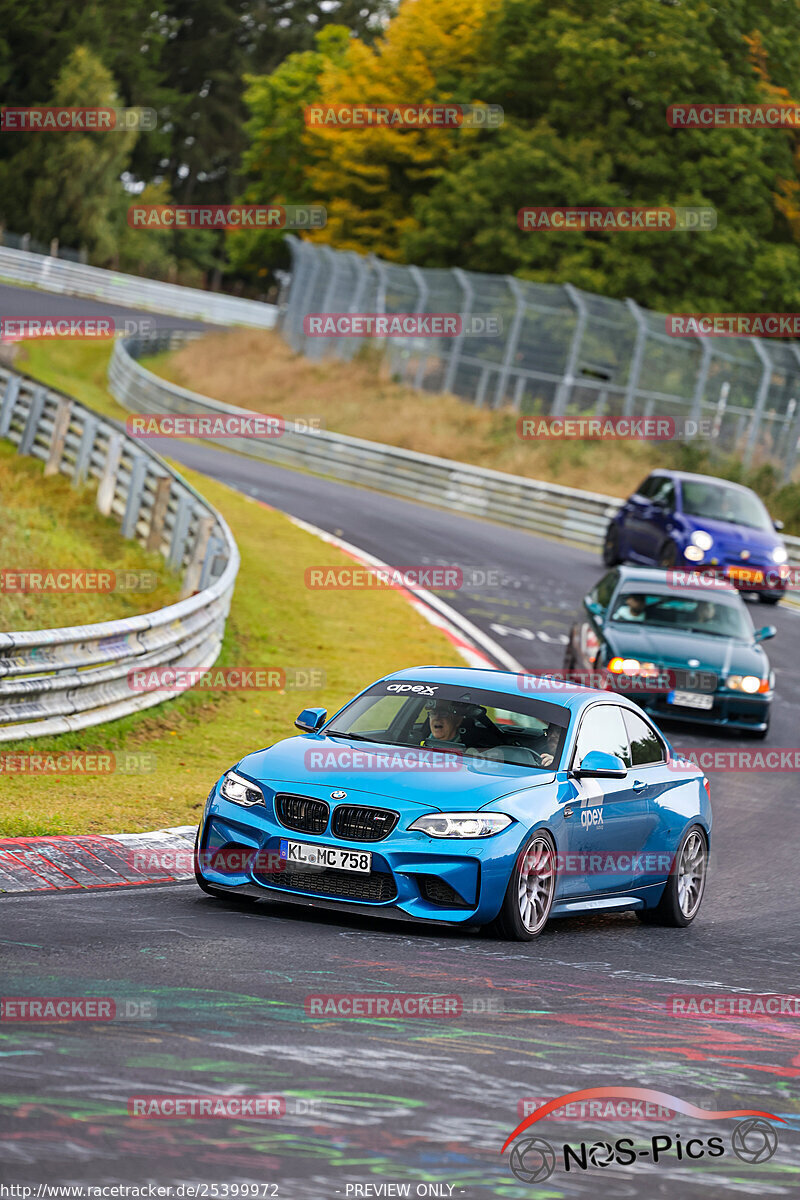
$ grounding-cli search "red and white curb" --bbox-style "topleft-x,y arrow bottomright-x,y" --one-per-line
0,825 -> 197,894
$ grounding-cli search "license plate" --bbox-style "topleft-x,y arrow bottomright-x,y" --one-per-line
279,839 -> 372,873
668,690 -> 714,710
727,566 -> 764,584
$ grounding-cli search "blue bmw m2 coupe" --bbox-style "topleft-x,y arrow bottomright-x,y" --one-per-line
195,667 -> 711,940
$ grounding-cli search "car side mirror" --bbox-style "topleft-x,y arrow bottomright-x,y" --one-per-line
773,518 -> 785,531
572,750 -> 627,778
295,706 -> 327,733
585,597 -> 605,622
754,625 -> 777,643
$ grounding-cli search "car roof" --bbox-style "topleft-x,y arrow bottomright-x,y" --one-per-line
382,665 -> 642,716
612,564 -> 739,600
641,470 -> 756,495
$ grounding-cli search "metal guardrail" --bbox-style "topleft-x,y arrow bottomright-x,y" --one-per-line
0,244 -> 278,329
108,330 -> 800,571
0,364 -> 240,741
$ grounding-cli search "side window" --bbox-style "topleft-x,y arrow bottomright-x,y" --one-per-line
623,709 -> 666,766
651,478 -> 675,510
636,476 -> 656,498
591,570 -> 618,611
572,705 -> 631,768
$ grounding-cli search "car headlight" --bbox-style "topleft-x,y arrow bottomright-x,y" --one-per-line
772,546 -> 788,564
685,545 -> 705,562
726,675 -> 768,694
220,770 -> 265,807
691,530 -> 713,551
607,657 -> 658,675
408,812 -> 512,838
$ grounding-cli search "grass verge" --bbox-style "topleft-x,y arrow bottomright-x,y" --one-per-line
0,439 -> 181,630
144,327 -> 800,533
1,340 -> 464,836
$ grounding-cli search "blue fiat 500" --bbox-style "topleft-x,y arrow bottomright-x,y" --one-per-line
195,667 -> 711,940
603,470 -> 788,604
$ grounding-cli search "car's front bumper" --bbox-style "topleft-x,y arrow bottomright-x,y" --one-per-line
633,690 -> 770,732
196,789 -> 524,926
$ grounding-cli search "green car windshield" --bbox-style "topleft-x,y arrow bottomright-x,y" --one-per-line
681,481 -> 772,531
609,591 -> 753,639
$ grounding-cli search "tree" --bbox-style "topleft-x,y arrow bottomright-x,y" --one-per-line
6,47 -> 138,263
228,24 -> 353,279
405,0 -> 800,310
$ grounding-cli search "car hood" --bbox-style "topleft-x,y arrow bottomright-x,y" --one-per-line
236,734 -> 556,810
606,622 -> 767,675
684,515 -> 781,558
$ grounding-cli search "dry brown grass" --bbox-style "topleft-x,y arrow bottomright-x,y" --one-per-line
149,329 -> 665,497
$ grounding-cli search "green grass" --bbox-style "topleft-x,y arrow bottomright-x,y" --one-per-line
0,341 -> 464,836
0,440 -> 181,630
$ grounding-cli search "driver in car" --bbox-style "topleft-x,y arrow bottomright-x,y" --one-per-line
421,699 -> 490,749
614,592 -> 647,622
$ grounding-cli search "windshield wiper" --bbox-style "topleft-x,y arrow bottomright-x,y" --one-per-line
325,731 -> 382,743
685,626 -> 732,637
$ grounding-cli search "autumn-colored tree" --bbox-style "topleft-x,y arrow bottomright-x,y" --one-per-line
228,25 -> 353,280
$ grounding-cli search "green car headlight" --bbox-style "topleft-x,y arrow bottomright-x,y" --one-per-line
726,675 -> 767,694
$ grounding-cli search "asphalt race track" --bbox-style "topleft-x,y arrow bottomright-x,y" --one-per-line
1,288 -> 799,1198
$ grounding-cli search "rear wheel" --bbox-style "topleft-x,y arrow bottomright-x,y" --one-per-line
637,825 -> 707,927
491,830 -> 557,940
758,592 -> 781,605
657,539 -> 678,568
602,523 -> 621,566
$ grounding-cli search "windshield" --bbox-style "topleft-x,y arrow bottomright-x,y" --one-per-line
681,481 -> 772,531
325,681 -> 571,769
609,590 -> 753,639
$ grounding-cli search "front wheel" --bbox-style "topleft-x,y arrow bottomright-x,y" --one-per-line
491,830 -> 557,940
637,825 -> 708,927
758,592 -> 781,606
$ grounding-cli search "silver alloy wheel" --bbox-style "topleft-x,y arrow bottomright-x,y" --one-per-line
517,836 -> 555,933
677,830 -> 707,918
